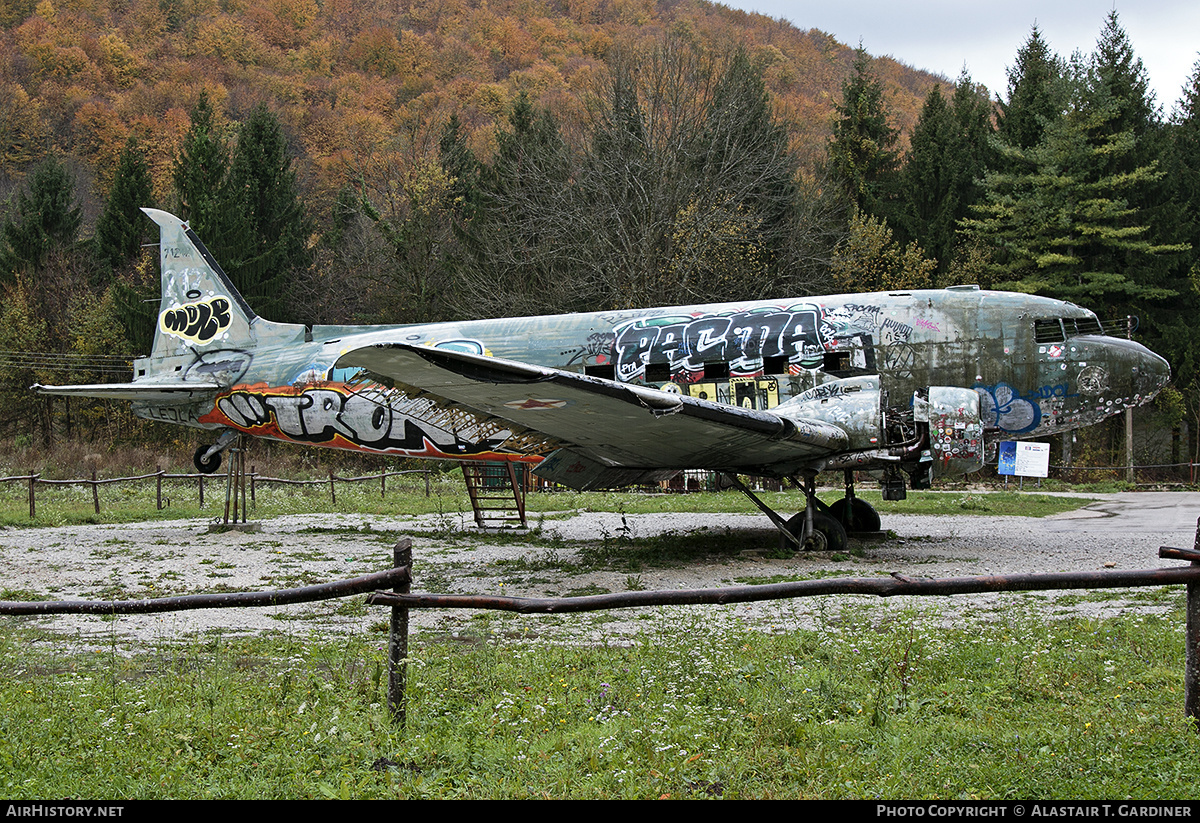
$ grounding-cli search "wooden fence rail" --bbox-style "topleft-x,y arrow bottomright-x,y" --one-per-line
4,525 -> 1200,728
0,468 -> 434,517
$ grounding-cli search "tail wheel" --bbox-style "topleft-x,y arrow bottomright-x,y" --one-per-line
829,497 -> 881,533
780,511 -> 848,553
193,446 -> 222,474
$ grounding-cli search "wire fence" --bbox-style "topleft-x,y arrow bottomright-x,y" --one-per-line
0,467 -> 435,518
0,457 -> 1196,520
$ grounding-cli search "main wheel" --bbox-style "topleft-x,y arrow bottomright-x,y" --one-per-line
193,445 -> 222,474
829,497 -> 882,533
780,510 -> 848,553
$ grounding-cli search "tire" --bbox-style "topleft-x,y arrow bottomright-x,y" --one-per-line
829,497 -> 882,533
193,445 -> 222,474
780,510 -> 848,553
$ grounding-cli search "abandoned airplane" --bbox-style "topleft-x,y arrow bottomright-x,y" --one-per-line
35,209 -> 1171,550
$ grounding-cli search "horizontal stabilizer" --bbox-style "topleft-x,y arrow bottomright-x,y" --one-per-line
33,382 -> 218,404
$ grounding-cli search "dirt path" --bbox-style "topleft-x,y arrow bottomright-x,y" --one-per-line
1,492 -> 1196,646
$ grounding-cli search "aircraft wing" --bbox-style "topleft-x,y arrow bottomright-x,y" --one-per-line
337,343 -> 849,486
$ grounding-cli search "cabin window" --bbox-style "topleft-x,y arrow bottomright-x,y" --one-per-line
704,362 -> 730,380
585,363 -> 615,380
644,362 -> 671,383
1033,319 -> 1064,343
823,351 -> 852,373
764,355 -> 789,374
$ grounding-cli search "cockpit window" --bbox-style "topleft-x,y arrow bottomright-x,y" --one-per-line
1064,317 -> 1103,336
1034,317 -> 1103,342
1033,319 -> 1064,343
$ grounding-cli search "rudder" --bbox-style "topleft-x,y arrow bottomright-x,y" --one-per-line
141,208 -> 258,360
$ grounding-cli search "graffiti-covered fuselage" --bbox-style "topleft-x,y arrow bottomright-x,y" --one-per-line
153,288 -> 1166,461
42,210 -> 1168,485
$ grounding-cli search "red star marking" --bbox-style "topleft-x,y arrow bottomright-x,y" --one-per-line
508,397 -> 564,409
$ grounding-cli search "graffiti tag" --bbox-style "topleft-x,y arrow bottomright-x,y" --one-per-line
160,297 -> 232,344
612,306 -> 824,381
210,385 -> 509,457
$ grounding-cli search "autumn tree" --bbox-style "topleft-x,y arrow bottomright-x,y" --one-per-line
466,91 -> 577,317
830,209 -> 935,293
566,41 -> 828,310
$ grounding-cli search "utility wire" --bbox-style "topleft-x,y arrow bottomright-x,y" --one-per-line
0,351 -> 135,375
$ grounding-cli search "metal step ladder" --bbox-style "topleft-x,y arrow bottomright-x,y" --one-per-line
461,462 -> 527,529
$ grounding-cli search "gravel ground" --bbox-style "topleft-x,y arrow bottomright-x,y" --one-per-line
1,491 -> 1197,646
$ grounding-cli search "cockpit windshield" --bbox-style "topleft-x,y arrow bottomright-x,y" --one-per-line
1033,316 -> 1105,342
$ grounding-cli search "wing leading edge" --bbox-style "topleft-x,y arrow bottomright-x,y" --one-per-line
336,343 -> 849,489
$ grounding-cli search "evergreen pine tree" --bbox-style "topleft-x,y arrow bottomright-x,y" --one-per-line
827,46 -> 900,218
0,157 -> 82,284
93,137 -> 155,275
996,26 -> 1067,153
172,92 -> 232,241
226,103 -> 311,320
896,74 -> 995,280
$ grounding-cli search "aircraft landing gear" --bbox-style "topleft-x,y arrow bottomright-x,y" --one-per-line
193,446 -> 222,474
721,472 -> 848,553
193,430 -> 240,474
779,509 -> 847,553
829,469 -> 882,533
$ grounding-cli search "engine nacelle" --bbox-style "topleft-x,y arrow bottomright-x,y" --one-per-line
916,386 -> 985,478
774,375 -> 883,451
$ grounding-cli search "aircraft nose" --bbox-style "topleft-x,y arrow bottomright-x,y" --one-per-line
1133,344 -> 1171,398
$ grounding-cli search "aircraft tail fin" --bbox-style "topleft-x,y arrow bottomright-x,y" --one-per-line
140,208 -> 263,361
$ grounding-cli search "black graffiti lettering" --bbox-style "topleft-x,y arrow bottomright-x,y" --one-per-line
682,317 -> 731,370
613,307 -> 831,380
613,324 -> 658,381
881,317 -> 913,344
160,297 -> 232,344
780,310 -> 822,361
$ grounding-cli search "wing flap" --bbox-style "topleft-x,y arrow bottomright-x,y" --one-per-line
336,343 -> 848,471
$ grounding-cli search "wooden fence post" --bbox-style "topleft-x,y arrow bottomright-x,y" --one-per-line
28,473 -> 36,519
388,538 -> 413,728
329,472 -> 336,507
198,473 -> 204,508
156,469 -> 163,510
1187,517 -> 1200,725
91,469 -> 99,515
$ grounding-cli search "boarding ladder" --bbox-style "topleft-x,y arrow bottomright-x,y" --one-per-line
461,462 -> 528,529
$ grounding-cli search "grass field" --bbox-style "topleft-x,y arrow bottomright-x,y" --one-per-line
2,599 -> 1196,799
3,479 -> 1198,799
